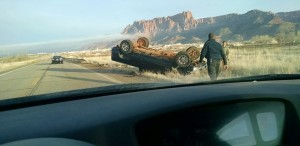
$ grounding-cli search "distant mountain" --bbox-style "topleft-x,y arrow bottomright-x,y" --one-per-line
277,10 -> 300,23
122,10 -> 300,44
0,35 -> 129,56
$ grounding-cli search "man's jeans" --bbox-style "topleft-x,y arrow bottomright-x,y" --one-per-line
207,59 -> 221,81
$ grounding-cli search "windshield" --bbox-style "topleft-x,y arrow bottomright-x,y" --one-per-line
0,0 -> 299,100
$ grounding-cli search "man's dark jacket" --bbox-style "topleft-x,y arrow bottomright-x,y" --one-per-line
199,39 -> 228,65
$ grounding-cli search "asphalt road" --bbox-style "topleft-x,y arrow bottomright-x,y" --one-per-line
0,60 -> 125,100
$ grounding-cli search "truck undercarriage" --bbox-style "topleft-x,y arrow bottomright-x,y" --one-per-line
111,37 -> 203,75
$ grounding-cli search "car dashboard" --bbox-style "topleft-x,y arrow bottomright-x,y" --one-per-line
0,79 -> 299,146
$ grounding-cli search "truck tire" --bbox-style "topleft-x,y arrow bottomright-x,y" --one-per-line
120,40 -> 133,54
186,46 -> 199,61
137,37 -> 149,48
175,51 -> 191,68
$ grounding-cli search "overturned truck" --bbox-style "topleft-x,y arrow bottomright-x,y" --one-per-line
111,37 -> 200,74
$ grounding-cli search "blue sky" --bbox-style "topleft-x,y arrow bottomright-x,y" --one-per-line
0,0 -> 299,46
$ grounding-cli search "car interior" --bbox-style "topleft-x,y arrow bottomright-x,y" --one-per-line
0,0 -> 299,146
0,78 -> 299,146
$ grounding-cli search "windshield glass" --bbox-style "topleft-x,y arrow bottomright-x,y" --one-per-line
0,0 -> 299,100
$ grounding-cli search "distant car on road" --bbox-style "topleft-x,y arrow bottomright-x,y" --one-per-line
52,56 -> 63,64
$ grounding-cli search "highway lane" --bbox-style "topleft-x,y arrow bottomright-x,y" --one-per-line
0,60 -> 123,100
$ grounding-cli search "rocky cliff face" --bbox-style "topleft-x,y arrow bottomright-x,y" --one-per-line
122,10 -> 300,44
122,11 -> 198,38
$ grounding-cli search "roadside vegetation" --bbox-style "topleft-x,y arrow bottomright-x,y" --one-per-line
0,54 -> 50,73
63,43 -> 300,83
223,45 -> 300,76
142,43 -> 300,82
0,55 -> 31,63
63,50 -> 127,68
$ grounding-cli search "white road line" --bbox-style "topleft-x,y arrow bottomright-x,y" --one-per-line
0,64 -> 33,77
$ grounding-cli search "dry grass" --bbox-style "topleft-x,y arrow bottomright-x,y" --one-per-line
141,69 -> 210,83
0,54 -> 50,73
63,44 -> 300,83
140,45 -> 300,83
222,46 -> 300,77
83,56 -> 126,68
0,55 -> 30,63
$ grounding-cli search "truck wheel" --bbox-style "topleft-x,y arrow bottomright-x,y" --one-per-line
175,51 -> 191,68
137,37 -> 149,48
120,40 -> 133,54
186,46 -> 199,61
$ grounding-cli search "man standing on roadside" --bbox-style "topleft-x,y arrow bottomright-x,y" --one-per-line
222,41 -> 230,61
199,33 -> 228,81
